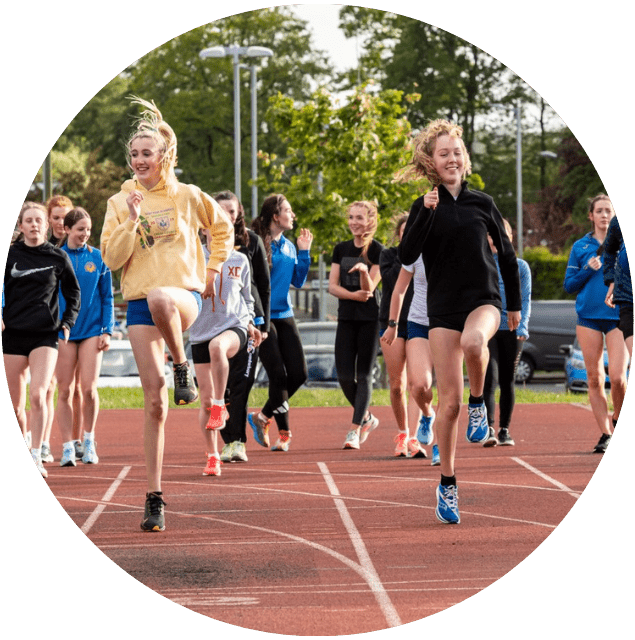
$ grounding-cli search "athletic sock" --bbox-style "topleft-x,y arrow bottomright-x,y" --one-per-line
440,474 -> 456,486
83,431 -> 94,442
469,393 -> 484,405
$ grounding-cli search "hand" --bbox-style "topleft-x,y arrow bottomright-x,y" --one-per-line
260,331 -> 268,342
348,262 -> 369,274
249,325 -> 262,349
297,228 -> 313,251
507,311 -> 521,332
350,290 -> 372,302
423,187 -> 439,210
605,283 -> 615,308
98,334 -> 111,352
62,325 -> 70,343
203,268 -> 219,299
381,326 -> 396,346
126,190 -> 144,222
587,256 -> 602,271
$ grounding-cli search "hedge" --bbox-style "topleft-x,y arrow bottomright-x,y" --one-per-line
521,246 -> 576,301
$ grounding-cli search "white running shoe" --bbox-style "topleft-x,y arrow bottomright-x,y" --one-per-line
60,443 -> 77,467
359,414 -> 379,444
343,429 -> 360,450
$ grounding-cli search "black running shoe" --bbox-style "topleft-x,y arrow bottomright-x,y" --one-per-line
483,426 -> 498,448
140,492 -> 166,532
497,428 -> 515,446
593,433 -> 611,453
173,362 -> 198,406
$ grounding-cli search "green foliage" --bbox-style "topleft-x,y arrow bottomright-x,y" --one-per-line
258,83 -> 428,254
522,246 -> 574,300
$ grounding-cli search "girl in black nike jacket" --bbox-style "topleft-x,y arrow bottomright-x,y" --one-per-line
395,120 -> 521,524
3,202 -> 80,478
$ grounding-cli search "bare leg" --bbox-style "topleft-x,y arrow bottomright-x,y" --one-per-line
77,336 -> 103,436
27,347 -> 59,450
4,354 -> 29,435
55,340 -> 79,443
129,325 -> 169,492
381,337 -> 408,432
461,305 -> 500,397
605,327 -> 628,422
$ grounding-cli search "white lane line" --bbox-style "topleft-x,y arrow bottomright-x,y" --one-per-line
511,457 -> 581,499
318,461 -> 402,628
81,466 -> 131,534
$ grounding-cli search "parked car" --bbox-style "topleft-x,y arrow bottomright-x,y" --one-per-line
515,300 -> 577,383
98,340 -> 173,387
254,321 -> 384,388
559,338 -> 610,393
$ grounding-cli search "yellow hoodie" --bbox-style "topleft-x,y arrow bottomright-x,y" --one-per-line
101,178 -> 233,301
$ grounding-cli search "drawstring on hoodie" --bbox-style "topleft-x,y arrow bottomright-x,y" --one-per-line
211,270 -> 226,313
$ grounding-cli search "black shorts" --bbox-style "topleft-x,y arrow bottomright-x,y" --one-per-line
619,304 -> 633,340
2,328 -> 59,357
191,327 -> 248,364
428,311 -> 472,333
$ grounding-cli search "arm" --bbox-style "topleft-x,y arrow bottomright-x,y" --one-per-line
398,197 -> 433,265
100,198 -> 139,271
291,229 -> 312,289
517,259 -> 532,339
563,243 -> 595,294
251,235 -> 271,334
328,262 -> 372,303
603,217 -> 621,286
98,259 -> 114,351
59,255 -> 81,335
380,267 -> 413,346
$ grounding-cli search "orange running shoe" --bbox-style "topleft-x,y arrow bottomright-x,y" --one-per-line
394,432 -> 408,457
206,404 -> 229,430
203,454 -> 222,476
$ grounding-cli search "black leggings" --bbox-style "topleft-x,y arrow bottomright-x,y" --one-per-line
483,330 -> 523,431
257,317 -> 307,431
335,320 -> 380,425
222,339 -> 259,444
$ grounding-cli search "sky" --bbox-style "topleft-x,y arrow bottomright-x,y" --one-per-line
291,3 -> 359,71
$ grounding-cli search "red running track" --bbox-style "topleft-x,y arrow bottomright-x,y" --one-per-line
45,403 -> 604,635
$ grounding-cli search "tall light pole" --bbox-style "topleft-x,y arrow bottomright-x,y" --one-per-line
199,44 -> 273,209
514,102 -> 523,257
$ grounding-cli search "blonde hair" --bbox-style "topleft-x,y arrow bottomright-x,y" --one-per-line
394,119 -> 472,186
127,96 -> 179,198
347,200 -> 378,261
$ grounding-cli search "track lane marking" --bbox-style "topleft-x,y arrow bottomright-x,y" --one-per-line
318,461 -> 402,628
80,466 -> 131,534
511,457 -> 581,498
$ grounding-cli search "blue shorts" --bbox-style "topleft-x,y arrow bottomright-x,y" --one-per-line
577,316 -> 620,335
127,291 -> 203,327
379,325 -> 408,341
407,321 -> 429,340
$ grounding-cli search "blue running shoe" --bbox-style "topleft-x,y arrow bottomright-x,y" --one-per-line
466,402 -> 489,443
417,410 -> 435,446
248,412 -> 271,448
431,444 -> 440,466
435,484 -> 460,524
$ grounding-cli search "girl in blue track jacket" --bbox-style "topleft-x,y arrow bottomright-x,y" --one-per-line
247,194 -> 312,452
564,194 -> 628,453
56,208 -> 114,467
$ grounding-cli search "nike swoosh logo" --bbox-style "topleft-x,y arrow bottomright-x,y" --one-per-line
11,263 -> 54,278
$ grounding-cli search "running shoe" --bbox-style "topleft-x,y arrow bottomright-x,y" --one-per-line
32,450 -> 48,478
435,484 -> 460,524
74,440 -> 84,460
140,492 -> 166,532
466,402 -> 489,443
231,441 -> 248,462
41,443 -> 54,464
483,426 -> 498,448
593,433 -> 611,453
271,430 -> 292,452
359,413 -> 379,444
416,410 -> 435,446
60,443 -> 77,467
248,412 -> 271,447
173,362 -> 198,406
82,438 -> 99,464
343,429 -> 360,450
206,404 -> 229,430
203,455 -> 222,476
497,428 -> 515,446
394,432 -> 408,457
220,442 -> 235,463
407,437 -> 427,459
431,444 -> 440,466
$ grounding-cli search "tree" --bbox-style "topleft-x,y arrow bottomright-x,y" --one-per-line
257,83 -> 429,255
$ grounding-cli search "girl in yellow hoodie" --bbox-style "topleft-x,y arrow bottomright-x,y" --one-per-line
101,97 -> 233,532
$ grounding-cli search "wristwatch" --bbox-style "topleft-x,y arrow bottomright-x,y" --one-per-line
388,319 -> 397,328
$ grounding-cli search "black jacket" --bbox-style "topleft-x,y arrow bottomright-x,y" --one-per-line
238,230 -> 271,333
399,183 -> 521,317
3,241 -> 80,332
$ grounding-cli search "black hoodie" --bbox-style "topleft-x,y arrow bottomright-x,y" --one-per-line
3,240 -> 80,333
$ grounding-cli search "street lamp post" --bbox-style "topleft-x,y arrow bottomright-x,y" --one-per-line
514,102 -> 523,257
199,44 -> 273,210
